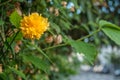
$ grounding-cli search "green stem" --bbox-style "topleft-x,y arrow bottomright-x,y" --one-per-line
0,0 -> 11,7
77,28 -> 101,41
43,43 -> 67,51
4,31 -> 20,53
43,28 -> 101,51
25,41 -> 53,64
48,29 -> 55,36
0,7 -> 5,42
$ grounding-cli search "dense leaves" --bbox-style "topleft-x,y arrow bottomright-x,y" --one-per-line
8,67 -> 26,80
0,0 -> 120,80
21,54 -> 49,73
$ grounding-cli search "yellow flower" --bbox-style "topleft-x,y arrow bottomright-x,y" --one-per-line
20,13 -> 49,39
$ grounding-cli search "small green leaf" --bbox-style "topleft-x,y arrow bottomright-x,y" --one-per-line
9,10 -> 22,28
69,39 -> 97,64
22,54 -> 49,73
51,22 -> 61,33
60,20 -> 70,29
9,67 -> 26,80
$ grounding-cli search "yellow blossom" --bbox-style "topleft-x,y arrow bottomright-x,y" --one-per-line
20,13 -> 49,39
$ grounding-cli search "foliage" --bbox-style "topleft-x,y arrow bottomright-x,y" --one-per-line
0,0 -> 120,80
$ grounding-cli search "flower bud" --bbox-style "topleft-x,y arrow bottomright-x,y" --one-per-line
70,6 -> 75,12
17,77 -> 22,80
6,29 -> 14,37
46,0 -> 51,2
15,2 -> 22,16
49,7 -> 54,13
0,64 -> 2,73
50,66 -> 54,71
54,8 -> 59,16
45,35 -> 54,43
54,35 -> 62,45
15,8 -> 22,16
15,64 -> 18,70
9,54 -> 13,59
16,40 -> 22,46
54,67 -> 59,72
15,45 -> 21,53
61,1 -> 67,7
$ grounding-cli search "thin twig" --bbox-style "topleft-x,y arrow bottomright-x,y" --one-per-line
4,31 -> 20,54
43,28 -> 101,51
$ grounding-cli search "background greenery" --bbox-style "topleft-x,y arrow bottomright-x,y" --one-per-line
0,0 -> 120,80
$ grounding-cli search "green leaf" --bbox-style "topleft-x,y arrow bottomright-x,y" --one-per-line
22,40 -> 53,63
102,28 -> 120,45
99,20 -> 120,45
21,54 -> 49,73
69,40 -> 97,64
53,0 -> 60,6
51,22 -> 61,33
99,20 -> 120,30
29,42 -> 53,63
9,10 -> 22,28
60,20 -> 70,30
8,67 -> 26,80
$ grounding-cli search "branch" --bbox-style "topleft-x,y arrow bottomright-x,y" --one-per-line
43,28 -> 101,51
